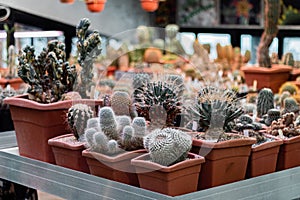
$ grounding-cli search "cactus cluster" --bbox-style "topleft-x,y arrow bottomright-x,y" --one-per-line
143,128 -> 192,166
257,88 -> 274,118
84,107 -> 148,154
17,40 -> 77,103
134,80 -> 182,127
262,108 -> 281,126
67,103 -> 94,140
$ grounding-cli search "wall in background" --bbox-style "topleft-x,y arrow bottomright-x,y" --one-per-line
0,0 -> 151,36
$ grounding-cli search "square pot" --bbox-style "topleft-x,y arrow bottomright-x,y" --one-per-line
131,152 -> 205,196
82,149 -> 146,187
48,134 -> 89,173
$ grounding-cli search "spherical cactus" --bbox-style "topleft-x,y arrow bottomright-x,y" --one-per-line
116,115 -> 131,134
283,97 -> 299,114
93,131 -> 109,153
84,128 -> 97,149
99,107 -> 118,140
111,91 -> 132,116
67,104 -> 94,140
279,82 -> 298,95
265,108 -> 281,126
144,128 -> 192,166
252,122 -> 263,131
257,88 -> 274,118
121,125 -> 134,150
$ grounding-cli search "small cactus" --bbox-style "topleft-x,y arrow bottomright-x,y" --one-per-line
99,107 -> 118,140
86,117 -> 100,130
111,91 -> 132,116
279,82 -> 298,95
84,128 -> 97,149
121,125 -> 134,150
257,88 -> 274,118
107,140 -> 120,155
144,128 -> 192,166
116,115 -> 131,134
131,117 -> 147,137
265,108 -> 281,126
93,131 -> 109,153
67,104 -> 94,140
282,52 -> 294,67
282,97 -> 299,114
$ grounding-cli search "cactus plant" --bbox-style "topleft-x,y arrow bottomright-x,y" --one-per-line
282,52 -> 294,67
257,0 -> 280,68
143,128 -> 192,166
17,41 -> 77,103
264,108 -> 281,126
134,80 -> 182,127
84,128 -> 98,149
86,117 -> 100,130
75,18 -> 102,98
257,88 -> 274,118
110,91 -> 132,116
67,103 -> 94,140
279,82 -> 298,95
116,115 -> 131,134
99,107 -> 118,140
282,97 -> 299,114
121,125 -> 134,150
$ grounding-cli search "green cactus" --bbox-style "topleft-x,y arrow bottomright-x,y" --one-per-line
99,107 -> 118,140
257,88 -> 274,118
134,80 -> 182,127
75,18 -> 102,98
17,41 -> 77,103
111,91 -> 132,116
116,115 -> 131,134
143,128 -> 192,166
282,52 -> 294,67
67,104 -> 94,140
282,97 -> 299,114
265,108 -> 281,126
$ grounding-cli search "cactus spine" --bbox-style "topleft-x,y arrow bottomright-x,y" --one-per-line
257,88 -> 274,118
99,107 -> 118,140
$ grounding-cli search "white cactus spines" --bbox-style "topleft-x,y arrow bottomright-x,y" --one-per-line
93,132 -> 109,153
121,125 -> 134,150
86,117 -> 100,131
84,128 -> 97,149
99,107 -> 118,140
131,117 -> 147,137
107,140 -> 120,155
116,115 -> 131,134
144,128 -> 192,166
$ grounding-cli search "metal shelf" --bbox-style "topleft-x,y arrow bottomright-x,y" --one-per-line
0,131 -> 300,200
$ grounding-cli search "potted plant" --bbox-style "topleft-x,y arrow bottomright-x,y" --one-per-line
241,0 -> 292,93
184,86 -> 256,190
48,103 -> 95,173
4,18 -> 102,164
85,0 -> 107,13
267,112 -> 300,171
82,107 -> 148,187
234,114 -> 283,178
131,127 -> 205,196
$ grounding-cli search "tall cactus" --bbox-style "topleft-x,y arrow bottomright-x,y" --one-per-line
257,88 -> 274,118
257,0 -> 280,68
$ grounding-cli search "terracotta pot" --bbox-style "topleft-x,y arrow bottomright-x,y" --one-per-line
140,0 -> 159,12
276,135 -> 300,171
82,149 -> 146,187
86,0 -> 106,12
4,94 -> 102,164
48,134 -> 90,173
143,47 -> 163,63
0,78 -> 25,90
246,135 -> 283,178
131,152 -> 205,196
60,0 -> 74,3
241,64 -> 293,93
191,133 -> 256,190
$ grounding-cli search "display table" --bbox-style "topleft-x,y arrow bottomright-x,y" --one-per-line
0,131 -> 300,200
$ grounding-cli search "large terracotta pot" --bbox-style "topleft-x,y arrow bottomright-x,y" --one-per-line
190,133 -> 256,190
241,64 -> 292,93
86,0 -> 107,12
60,0 -> 74,3
276,135 -> 300,171
246,135 -> 283,178
82,149 -> 146,187
48,134 -> 90,173
4,94 -> 101,164
131,152 -> 205,196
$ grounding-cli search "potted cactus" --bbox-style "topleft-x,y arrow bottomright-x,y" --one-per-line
241,0 -> 292,93
184,86 -> 256,190
48,103 -> 95,173
4,18 -> 102,164
82,107 -> 148,187
131,128 -> 205,196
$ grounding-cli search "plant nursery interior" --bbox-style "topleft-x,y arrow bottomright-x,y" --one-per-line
1,0 -> 300,199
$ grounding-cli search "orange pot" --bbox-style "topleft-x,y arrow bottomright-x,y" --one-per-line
140,0 -> 159,12
86,0 -> 107,12
60,0 -> 74,4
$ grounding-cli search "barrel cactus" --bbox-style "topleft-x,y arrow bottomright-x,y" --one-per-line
111,91 -> 132,116
143,128 -> 192,166
67,104 -> 94,140
99,107 -> 118,140
257,88 -> 274,118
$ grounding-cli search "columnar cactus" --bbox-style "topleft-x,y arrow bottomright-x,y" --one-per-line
17,41 -> 77,103
257,88 -> 274,118
86,117 -> 100,130
99,107 -> 118,140
93,132 -> 109,153
84,128 -> 98,149
143,128 -> 192,166
67,103 -> 94,140
257,0 -> 280,68
111,91 -> 132,116
121,125 -> 134,150
116,115 -> 131,134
